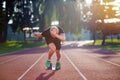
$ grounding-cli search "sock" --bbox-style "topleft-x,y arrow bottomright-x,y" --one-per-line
57,61 -> 60,63
47,59 -> 50,61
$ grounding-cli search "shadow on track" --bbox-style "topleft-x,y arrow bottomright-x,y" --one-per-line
36,70 -> 58,80
62,42 -> 117,55
80,46 -> 117,55
0,47 -> 49,57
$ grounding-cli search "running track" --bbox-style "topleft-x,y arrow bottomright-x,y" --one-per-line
0,41 -> 120,80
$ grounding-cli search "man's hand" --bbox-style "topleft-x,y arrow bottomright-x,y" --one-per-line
50,28 -> 58,38
50,28 -> 65,41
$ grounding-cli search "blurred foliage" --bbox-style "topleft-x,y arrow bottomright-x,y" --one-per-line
0,41 -> 46,54
82,0 -> 120,45
103,45 -> 120,51
103,0 -> 115,2
0,0 -> 120,46
85,39 -> 120,51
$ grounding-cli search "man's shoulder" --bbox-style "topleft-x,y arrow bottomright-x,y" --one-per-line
44,27 -> 50,31
41,27 -> 50,36
58,27 -> 63,30
58,27 -> 64,33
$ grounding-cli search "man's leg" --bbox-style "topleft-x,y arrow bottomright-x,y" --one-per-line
46,43 -> 56,68
56,50 -> 61,61
48,43 -> 56,60
55,49 -> 61,70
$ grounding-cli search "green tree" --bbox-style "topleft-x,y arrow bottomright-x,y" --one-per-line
82,0 -> 120,45
55,0 -> 82,33
0,0 -> 57,43
0,0 -> 15,43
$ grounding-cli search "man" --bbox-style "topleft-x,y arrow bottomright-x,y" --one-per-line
34,26 -> 65,70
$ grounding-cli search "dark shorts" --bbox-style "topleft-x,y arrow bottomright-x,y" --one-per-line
45,38 -> 61,50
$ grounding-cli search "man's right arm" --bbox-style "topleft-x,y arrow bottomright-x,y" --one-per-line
34,32 -> 43,38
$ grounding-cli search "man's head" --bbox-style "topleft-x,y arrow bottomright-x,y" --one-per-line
50,26 -> 59,34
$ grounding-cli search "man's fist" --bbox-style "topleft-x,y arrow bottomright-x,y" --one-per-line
50,26 -> 59,38
50,28 -> 59,38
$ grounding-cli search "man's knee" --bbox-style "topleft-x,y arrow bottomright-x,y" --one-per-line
48,43 -> 56,52
56,50 -> 60,54
50,47 -> 56,52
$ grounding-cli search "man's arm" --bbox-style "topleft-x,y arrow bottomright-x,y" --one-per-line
54,33 -> 66,41
50,28 -> 66,41
34,32 -> 43,38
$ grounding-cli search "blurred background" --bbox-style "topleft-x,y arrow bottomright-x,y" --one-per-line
0,0 -> 120,53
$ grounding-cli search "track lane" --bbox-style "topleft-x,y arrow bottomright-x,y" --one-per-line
0,41 -> 120,80
79,49 -> 120,66
63,52 -> 88,80
17,53 -> 45,80
21,51 -> 83,80
0,48 -> 47,80
64,48 -> 120,80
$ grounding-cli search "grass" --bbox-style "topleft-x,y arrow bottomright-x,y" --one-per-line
102,45 -> 120,51
0,40 -> 47,54
0,39 -> 120,55
86,39 -> 120,51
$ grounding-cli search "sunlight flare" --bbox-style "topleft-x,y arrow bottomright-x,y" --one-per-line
104,18 -> 120,23
85,0 -> 92,4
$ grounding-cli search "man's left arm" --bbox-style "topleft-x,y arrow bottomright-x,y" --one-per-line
55,33 -> 66,41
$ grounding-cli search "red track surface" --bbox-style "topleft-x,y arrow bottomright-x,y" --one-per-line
0,41 -> 120,80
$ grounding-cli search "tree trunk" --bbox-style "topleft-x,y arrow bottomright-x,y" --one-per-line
111,35 -> 113,43
0,0 -> 8,43
0,31 -> 2,43
102,34 -> 106,45
0,27 -> 7,43
2,27 -> 7,42
92,25 -> 96,45
117,34 -> 120,40
92,31 -> 96,45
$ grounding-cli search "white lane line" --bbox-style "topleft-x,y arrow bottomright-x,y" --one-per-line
100,58 -> 120,67
17,53 -> 45,80
63,52 -> 88,80
0,56 -> 22,65
85,54 -> 120,67
102,55 -> 120,57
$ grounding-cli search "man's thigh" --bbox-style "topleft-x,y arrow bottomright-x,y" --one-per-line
48,43 -> 56,51
54,41 -> 61,50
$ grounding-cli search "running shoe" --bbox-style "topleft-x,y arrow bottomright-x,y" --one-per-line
56,61 -> 61,70
45,60 -> 52,69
